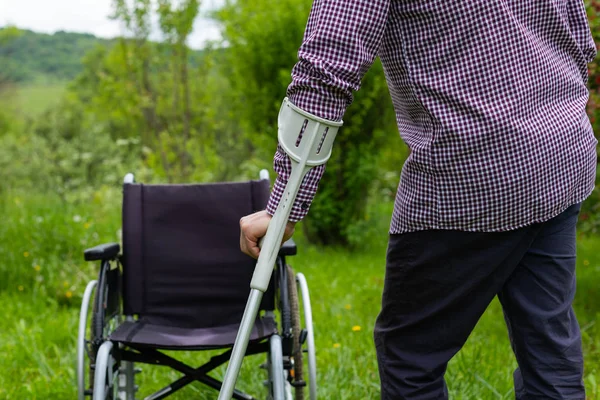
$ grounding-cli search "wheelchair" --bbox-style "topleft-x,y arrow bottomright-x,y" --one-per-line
76,171 -> 317,400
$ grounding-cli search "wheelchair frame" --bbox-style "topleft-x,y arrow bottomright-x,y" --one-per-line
76,172 -> 317,400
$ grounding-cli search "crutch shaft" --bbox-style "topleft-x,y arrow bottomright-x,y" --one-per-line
217,289 -> 264,400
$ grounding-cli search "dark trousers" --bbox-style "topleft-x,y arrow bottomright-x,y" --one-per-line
374,204 -> 584,399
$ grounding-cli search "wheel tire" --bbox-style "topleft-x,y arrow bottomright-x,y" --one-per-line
93,341 -> 120,399
296,273 -> 317,400
77,280 -> 98,400
286,266 -> 304,400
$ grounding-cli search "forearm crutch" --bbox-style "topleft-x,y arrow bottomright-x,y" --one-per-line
218,98 -> 342,400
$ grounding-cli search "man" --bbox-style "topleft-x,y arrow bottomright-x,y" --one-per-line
239,0 -> 597,398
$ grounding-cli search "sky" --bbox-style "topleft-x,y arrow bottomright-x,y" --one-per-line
0,0 -> 224,48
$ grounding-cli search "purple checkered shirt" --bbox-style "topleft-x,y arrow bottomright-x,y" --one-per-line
266,0 -> 598,233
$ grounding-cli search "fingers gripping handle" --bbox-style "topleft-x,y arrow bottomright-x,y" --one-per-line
250,98 -> 342,292
251,165 -> 309,291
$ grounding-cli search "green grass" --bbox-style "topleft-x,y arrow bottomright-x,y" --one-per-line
0,191 -> 599,399
14,83 -> 66,118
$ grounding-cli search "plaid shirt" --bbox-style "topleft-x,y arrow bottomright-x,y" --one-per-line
266,0 -> 598,234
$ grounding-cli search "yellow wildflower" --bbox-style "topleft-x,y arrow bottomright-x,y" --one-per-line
65,291 -> 73,299
344,304 -> 352,310
333,343 -> 341,349
34,265 -> 41,272
583,260 -> 590,266
352,325 -> 361,332
23,252 -> 29,258
84,222 -> 91,229
18,285 -> 24,291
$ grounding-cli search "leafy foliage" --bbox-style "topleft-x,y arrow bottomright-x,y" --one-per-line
0,27 -> 24,142
579,1 -> 600,234
0,96 -> 144,200
587,1 -> 600,134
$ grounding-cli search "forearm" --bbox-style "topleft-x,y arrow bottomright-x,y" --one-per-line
267,0 -> 390,221
266,144 -> 326,221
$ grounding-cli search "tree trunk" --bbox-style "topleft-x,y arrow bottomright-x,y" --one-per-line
140,43 -> 172,182
180,43 -> 191,177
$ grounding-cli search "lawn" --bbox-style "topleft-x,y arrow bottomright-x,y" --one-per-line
14,83 -> 66,118
0,191 -> 599,399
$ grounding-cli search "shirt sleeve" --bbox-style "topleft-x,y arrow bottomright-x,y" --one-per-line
266,0 -> 390,221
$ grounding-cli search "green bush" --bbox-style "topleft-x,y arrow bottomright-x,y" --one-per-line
580,1 -> 600,234
0,95 -> 146,199
586,1 -> 600,135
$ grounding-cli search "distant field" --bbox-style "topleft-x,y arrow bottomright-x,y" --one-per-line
15,83 -> 66,118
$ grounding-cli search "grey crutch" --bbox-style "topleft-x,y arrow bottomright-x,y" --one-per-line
218,98 -> 342,400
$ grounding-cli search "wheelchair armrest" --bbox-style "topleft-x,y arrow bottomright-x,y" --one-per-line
84,243 -> 120,261
279,239 -> 297,257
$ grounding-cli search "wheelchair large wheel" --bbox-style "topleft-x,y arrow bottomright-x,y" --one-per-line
93,341 -> 120,399
77,280 -> 98,400
296,273 -> 317,400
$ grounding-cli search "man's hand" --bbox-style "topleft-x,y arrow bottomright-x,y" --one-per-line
240,210 -> 296,259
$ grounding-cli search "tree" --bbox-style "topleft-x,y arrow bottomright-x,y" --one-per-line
577,0 -> 600,234
0,26 -> 23,136
0,26 -> 25,89
157,0 -> 200,176
63,0 -> 228,184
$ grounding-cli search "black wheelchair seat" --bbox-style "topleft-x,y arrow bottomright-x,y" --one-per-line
110,317 -> 277,350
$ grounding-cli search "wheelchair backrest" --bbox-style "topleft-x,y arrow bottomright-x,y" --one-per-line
121,179 -> 275,329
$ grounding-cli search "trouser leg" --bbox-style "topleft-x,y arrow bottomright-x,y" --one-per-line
498,204 -> 585,400
374,226 -> 537,400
